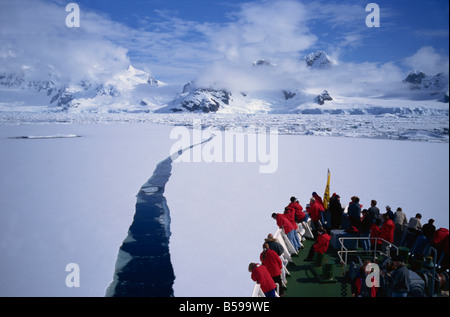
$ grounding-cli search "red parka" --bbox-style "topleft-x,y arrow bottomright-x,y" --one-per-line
355,274 -> 378,297
284,207 -> 298,230
432,228 -> 449,253
313,233 -> 331,254
260,249 -> 282,277
313,193 -> 324,208
276,213 -> 295,234
251,264 -> 276,293
309,201 -> 325,222
370,224 -> 382,246
288,202 -> 305,222
380,219 -> 395,243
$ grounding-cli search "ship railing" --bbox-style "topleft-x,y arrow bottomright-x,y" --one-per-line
337,237 -> 399,266
252,222 -> 309,297
273,229 -> 296,286
251,283 -> 281,297
251,283 -> 265,297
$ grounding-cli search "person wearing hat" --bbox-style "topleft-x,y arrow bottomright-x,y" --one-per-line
386,255 -> 410,297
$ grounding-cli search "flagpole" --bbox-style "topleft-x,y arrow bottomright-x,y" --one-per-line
323,169 -> 331,211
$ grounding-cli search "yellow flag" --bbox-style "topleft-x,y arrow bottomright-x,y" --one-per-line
323,169 -> 331,210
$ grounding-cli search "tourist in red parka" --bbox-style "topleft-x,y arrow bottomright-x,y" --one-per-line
288,196 -> 305,223
304,226 -> 331,261
260,244 -> 285,296
308,197 -> 325,222
308,197 -> 325,239
432,228 -> 449,252
248,263 -> 277,297
284,207 -> 298,230
312,192 -> 324,208
313,232 -> 331,254
370,218 -> 383,250
273,213 -> 294,234
272,213 -> 302,251
380,213 -> 395,243
432,228 -> 449,271
260,245 -> 282,276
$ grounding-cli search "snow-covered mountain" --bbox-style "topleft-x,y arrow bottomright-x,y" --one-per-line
403,71 -> 449,102
155,54 -> 334,114
304,50 -> 336,68
252,59 -> 277,67
156,50 -> 448,114
0,65 -> 168,112
1,51 -> 448,115
155,82 -> 232,113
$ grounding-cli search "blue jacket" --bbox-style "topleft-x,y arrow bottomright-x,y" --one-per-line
348,202 -> 361,219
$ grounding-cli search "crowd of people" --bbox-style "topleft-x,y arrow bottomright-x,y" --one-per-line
248,192 -> 449,298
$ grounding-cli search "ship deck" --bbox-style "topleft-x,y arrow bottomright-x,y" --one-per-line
283,239 -> 353,297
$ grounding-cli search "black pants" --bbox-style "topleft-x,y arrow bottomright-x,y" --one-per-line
349,216 -> 361,231
272,275 -> 285,295
305,243 -> 317,260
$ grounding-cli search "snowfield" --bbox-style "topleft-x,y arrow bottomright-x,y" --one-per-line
0,113 -> 448,297
0,122 -> 174,296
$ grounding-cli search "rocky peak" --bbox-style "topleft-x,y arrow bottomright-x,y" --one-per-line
316,90 -> 333,105
304,51 -> 335,68
252,59 -> 277,67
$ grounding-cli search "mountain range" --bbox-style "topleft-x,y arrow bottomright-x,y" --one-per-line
0,51 -> 448,114
0,65 -> 167,112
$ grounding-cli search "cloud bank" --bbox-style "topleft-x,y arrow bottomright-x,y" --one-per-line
0,0 -> 448,100
404,46 -> 450,75
0,0 -> 131,82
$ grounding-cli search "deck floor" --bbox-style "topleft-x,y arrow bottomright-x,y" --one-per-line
283,239 -> 352,297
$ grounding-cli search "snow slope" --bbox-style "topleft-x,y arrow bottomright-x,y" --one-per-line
0,65 -> 174,113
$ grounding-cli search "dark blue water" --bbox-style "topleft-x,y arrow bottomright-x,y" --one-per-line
106,136 -> 213,297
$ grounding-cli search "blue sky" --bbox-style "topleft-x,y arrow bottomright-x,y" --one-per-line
73,0 -> 449,63
0,0 -> 448,86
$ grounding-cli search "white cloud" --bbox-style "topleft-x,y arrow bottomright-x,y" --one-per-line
1,0 -> 446,102
188,0 -> 408,98
404,46 -> 449,75
192,0 -> 318,91
211,0 -> 317,63
0,0 -> 131,82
